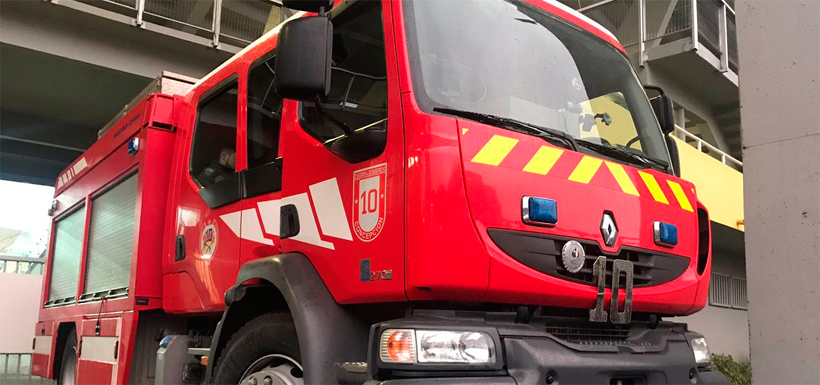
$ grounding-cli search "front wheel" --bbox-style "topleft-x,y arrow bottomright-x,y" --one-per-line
212,313 -> 303,385
57,330 -> 77,385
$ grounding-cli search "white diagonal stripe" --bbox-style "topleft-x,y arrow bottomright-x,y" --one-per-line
309,178 -> 353,241
282,193 -> 334,250
240,208 -> 273,245
220,211 -> 241,237
257,199 -> 281,236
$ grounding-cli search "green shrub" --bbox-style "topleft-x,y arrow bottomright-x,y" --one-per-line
711,353 -> 752,385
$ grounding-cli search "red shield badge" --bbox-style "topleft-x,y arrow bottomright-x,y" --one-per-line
353,163 -> 387,242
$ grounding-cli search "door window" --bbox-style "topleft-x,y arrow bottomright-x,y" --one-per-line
300,1 -> 387,144
245,54 -> 285,197
247,54 -> 283,169
190,83 -> 239,188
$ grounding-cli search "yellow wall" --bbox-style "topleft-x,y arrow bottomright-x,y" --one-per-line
673,136 -> 744,231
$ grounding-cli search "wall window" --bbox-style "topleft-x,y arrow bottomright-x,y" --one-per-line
247,55 -> 283,169
191,83 -> 239,188
300,1 -> 387,143
710,272 -> 748,309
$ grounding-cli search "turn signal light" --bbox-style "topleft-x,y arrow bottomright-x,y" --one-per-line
380,329 -> 415,363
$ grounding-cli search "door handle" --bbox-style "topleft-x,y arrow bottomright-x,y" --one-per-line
175,235 -> 186,261
280,204 -> 300,239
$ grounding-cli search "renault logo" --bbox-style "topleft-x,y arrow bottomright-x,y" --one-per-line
600,212 -> 618,247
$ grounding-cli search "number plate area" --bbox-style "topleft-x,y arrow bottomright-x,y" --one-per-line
589,257 -> 634,324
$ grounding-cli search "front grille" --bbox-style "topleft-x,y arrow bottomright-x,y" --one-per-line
545,321 -> 630,344
554,249 -> 653,286
488,229 -> 689,288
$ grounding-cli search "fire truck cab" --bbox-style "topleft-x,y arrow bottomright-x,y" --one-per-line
33,0 -> 728,384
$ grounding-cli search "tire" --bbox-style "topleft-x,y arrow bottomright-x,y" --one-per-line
212,313 -> 302,385
57,330 -> 77,385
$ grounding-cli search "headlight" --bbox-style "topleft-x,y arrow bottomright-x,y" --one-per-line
379,329 -> 495,364
690,336 -> 711,366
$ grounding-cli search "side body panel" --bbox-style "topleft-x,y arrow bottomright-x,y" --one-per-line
162,73 -> 245,314
33,95 -> 178,382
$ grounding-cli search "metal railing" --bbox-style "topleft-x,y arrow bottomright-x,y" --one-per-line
0,255 -> 46,275
581,0 -> 738,72
674,125 -> 743,169
0,354 -> 52,385
75,0 -> 286,48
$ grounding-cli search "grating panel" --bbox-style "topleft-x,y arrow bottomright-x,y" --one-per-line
84,174 -> 138,296
48,207 -> 86,302
545,321 -> 630,344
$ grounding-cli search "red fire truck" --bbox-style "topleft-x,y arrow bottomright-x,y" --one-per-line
31,0 -> 728,383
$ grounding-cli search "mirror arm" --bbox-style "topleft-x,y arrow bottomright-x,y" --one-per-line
314,96 -> 352,135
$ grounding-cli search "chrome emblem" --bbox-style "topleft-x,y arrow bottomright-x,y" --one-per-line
600,212 -> 618,247
561,241 -> 586,273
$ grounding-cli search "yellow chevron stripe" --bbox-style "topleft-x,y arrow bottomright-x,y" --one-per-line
604,162 -> 639,196
638,171 -> 669,204
471,135 -> 518,166
568,156 -> 603,184
523,146 -> 564,175
667,180 -> 694,212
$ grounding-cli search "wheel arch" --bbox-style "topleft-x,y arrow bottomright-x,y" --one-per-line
206,252 -> 370,384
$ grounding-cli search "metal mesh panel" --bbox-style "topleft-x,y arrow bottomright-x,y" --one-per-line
48,207 -> 86,302
582,0 -> 639,47
709,272 -> 732,307
646,0 -> 692,41
697,0 -> 721,55
220,0 -> 279,44
731,276 -> 747,309
144,0 -> 214,31
727,12 -> 738,70
83,174 -> 138,296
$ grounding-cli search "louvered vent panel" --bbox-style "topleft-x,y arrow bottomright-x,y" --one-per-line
48,207 -> 86,302
84,174 -> 138,296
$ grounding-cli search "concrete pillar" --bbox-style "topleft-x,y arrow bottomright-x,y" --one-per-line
738,1 -> 820,383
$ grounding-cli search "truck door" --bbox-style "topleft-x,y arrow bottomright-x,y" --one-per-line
277,0 -> 406,303
165,77 -> 244,313
237,50 -> 283,266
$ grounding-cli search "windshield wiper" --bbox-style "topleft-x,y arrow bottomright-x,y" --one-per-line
576,140 -> 669,172
434,107 -> 578,151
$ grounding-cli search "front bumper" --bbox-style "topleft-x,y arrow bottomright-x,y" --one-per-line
365,310 -> 729,385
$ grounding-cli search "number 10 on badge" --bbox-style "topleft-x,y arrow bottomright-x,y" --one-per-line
353,163 -> 387,242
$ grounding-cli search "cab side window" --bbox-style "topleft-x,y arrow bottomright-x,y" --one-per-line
191,83 -> 239,188
247,55 -> 283,169
301,1 -> 387,143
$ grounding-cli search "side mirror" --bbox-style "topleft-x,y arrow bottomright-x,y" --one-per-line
644,85 -> 675,135
274,16 -> 332,101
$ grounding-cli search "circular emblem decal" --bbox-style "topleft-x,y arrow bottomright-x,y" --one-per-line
200,221 -> 218,259
561,240 -> 586,273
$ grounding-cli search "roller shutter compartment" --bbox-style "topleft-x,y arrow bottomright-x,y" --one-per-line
82,173 -> 138,299
47,206 -> 87,305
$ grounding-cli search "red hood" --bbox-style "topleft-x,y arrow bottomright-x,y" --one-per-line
457,119 -> 707,314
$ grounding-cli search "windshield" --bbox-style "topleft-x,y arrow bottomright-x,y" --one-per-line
403,0 -> 670,168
